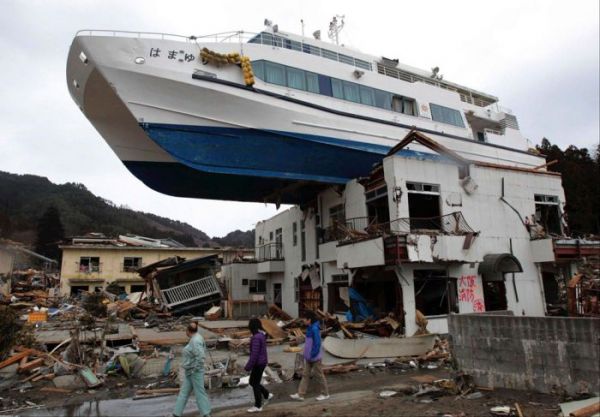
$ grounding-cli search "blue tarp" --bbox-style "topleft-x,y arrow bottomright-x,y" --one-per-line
345,288 -> 374,322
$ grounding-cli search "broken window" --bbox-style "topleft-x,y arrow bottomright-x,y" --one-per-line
249,279 -> 266,294
365,185 -> 390,226
294,277 -> 299,302
414,270 -> 458,316
130,284 -> 146,293
534,194 -> 562,235
329,204 -> 345,226
275,228 -> 283,258
482,280 -> 507,311
407,182 -> 441,231
123,257 -> 142,272
300,220 -> 306,261
293,222 -> 298,246
70,285 -> 89,295
79,257 -> 100,273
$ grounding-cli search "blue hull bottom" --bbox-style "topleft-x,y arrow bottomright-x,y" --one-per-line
141,124 -> 389,184
123,160 -> 329,204
133,123 -> 440,203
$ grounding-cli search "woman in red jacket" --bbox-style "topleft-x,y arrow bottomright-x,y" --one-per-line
245,318 -> 273,413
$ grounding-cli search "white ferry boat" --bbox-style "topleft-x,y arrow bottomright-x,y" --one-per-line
66,24 -> 544,203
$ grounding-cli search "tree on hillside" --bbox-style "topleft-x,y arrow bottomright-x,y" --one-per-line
537,138 -> 600,236
35,206 -> 65,261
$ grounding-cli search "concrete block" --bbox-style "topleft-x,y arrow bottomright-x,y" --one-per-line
53,374 -> 86,389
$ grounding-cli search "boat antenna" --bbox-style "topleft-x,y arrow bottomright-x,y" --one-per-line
301,19 -> 305,37
328,15 -> 345,45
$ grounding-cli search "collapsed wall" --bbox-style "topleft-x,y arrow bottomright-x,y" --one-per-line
448,313 -> 600,395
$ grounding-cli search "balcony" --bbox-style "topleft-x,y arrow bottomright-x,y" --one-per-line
256,243 -> 284,274
333,212 -> 477,266
532,238 -> 600,263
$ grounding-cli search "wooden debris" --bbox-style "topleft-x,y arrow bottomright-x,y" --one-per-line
284,346 -> 302,353
0,349 -> 33,370
18,358 -> 45,373
40,387 -> 72,394
32,373 -> 55,382
260,319 -> 287,339
268,304 -> 292,321
570,402 -> 600,417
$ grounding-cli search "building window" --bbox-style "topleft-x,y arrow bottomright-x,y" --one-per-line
269,231 -> 274,241
331,274 -> 349,283
130,284 -> 146,293
249,279 -> 266,294
534,194 -> 562,235
430,103 -> 465,127
407,182 -> 441,231
414,270 -> 458,316
293,222 -> 298,246
294,277 -> 299,302
329,204 -> 345,226
300,220 -> 306,262
123,257 -> 142,272
259,236 -> 264,245
79,257 -> 100,273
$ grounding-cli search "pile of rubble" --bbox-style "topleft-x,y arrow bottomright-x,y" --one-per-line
568,256 -> 600,317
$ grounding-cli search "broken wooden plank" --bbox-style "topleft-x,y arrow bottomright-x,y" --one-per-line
569,402 -> 600,417
40,387 -> 72,394
260,319 -> 288,340
32,373 -> 55,382
0,349 -> 33,370
18,358 -> 45,373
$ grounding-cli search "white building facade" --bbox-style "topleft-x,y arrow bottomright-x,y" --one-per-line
223,132 -> 580,334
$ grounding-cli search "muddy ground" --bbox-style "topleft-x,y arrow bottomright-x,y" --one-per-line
6,366 -> 567,416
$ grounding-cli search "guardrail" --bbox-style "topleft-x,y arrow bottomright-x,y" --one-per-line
160,275 -> 221,308
75,29 -> 256,44
256,242 -> 284,261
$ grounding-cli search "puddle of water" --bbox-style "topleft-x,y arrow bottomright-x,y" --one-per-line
18,388 -> 253,417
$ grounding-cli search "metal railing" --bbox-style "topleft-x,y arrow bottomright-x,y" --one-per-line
386,211 -> 475,235
160,275 -> 221,308
75,29 -> 256,44
256,242 -> 284,262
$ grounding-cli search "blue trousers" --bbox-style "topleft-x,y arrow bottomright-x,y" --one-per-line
174,370 -> 211,417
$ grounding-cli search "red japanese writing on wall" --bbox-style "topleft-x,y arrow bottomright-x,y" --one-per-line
459,274 -> 485,312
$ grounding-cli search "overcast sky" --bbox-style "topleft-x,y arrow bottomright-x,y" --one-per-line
0,0 -> 598,237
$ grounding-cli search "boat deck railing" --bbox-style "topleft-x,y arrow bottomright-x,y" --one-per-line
75,29 -> 258,44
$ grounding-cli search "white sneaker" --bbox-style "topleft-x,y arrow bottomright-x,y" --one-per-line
265,393 -> 274,403
290,393 -> 304,401
316,394 -> 330,401
247,406 -> 262,413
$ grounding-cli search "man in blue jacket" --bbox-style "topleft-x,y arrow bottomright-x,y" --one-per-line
290,310 -> 330,401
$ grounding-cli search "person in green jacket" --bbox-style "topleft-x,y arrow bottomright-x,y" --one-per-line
172,322 -> 211,417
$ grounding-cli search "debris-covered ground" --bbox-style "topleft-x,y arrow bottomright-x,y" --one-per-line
1,270 -> 597,417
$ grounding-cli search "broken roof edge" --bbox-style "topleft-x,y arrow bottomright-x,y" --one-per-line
387,130 -> 561,177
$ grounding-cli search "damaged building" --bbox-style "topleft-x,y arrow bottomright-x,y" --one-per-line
59,233 -> 252,296
222,131 -> 599,332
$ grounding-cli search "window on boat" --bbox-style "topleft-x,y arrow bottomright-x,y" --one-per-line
287,67 -> 306,90
360,86 -> 375,106
321,49 -> 338,61
331,78 -> 344,99
265,62 -> 286,86
392,95 -> 416,115
343,81 -> 360,103
306,72 -> 319,93
252,59 -> 417,115
247,32 -> 373,71
374,90 -> 392,110
430,103 -> 465,128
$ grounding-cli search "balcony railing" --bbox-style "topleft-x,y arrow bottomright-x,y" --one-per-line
329,212 -> 475,243
160,275 -> 221,308
256,242 -> 284,262
77,263 -> 102,273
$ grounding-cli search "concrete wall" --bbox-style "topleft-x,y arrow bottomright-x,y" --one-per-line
448,314 -> 600,394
